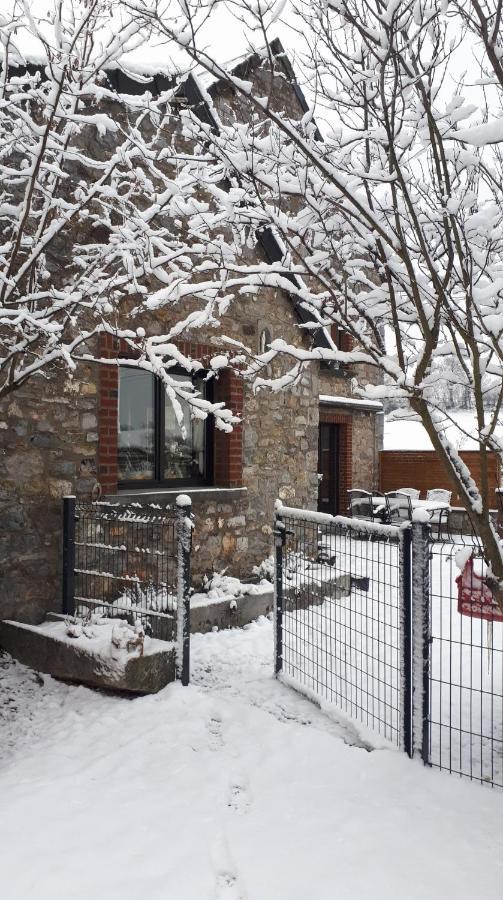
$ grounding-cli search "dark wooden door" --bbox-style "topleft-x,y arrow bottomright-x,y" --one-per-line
318,423 -> 340,515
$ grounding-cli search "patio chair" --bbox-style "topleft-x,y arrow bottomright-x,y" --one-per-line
370,491 -> 387,523
347,489 -> 375,521
385,491 -> 413,524
426,488 -> 452,504
428,506 -> 451,540
397,487 -> 420,499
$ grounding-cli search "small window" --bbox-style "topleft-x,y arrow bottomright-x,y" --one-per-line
118,368 -> 212,487
259,327 -> 272,354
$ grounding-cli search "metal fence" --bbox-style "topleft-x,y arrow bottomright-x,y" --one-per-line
62,495 -> 192,684
274,507 -> 410,749
427,534 -> 503,788
274,502 -> 503,790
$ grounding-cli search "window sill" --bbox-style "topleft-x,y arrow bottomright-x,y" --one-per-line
107,486 -> 247,504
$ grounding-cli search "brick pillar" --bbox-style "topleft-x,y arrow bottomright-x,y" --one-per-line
340,332 -> 355,353
214,370 -> 244,488
339,422 -> 353,514
97,335 -> 119,495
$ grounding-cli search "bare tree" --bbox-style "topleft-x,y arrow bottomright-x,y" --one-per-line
3,1 -> 503,600
0,0 -> 238,431
129,0 -> 503,603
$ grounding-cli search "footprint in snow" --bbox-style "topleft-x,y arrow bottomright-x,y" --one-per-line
207,715 -> 224,751
212,835 -> 247,900
215,871 -> 246,900
227,779 -> 251,815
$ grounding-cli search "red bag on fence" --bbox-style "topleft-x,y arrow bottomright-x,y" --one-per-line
456,558 -> 503,623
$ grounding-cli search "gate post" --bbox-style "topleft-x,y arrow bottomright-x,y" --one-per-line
176,495 -> 192,686
273,501 -> 285,675
62,495 -> 76,616
401,526 -> 413,758
411,521 -> 431,764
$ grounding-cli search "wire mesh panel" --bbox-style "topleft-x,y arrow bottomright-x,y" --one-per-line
275,507 -> 405,746
428,535 -> 503,789
73,501 -> 179,641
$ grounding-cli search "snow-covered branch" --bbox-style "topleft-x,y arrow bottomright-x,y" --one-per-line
127,0 -> 503,600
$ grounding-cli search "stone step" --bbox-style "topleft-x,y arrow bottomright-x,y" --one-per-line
0,618 -> 176,694
45,582 -> 276,637
190,583 -> 274,634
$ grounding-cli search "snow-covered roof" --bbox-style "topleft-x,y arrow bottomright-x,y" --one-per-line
319,395 -> 383,412
384,412 -> 503,451
0,1 -> 280,80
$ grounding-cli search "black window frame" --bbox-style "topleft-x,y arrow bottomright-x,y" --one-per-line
117,365 -> 214,490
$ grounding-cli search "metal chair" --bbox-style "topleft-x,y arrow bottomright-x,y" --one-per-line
370,491 -> 387,522
347,489 -> 375,521
397,487 -> 420,499
428,506 -> 451,540
426,488 -> 452,504
385,491 -> 413,523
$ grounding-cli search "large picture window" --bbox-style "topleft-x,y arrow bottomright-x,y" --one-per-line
118,368 -> 212,487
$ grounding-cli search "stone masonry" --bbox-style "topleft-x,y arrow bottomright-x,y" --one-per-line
0,49 -> 381,625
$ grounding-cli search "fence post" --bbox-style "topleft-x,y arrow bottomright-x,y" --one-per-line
411,521 -> 431,764
401,525 -> 413,758
273,502 -> 285,675
176,495 -> 192,686
62,495 -> 76,616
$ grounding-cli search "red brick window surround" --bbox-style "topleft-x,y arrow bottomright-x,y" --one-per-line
319,408 -> 353,514
97,335 -> 243,495
331,324 -> 355,354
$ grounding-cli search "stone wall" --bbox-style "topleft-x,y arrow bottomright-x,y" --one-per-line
0,54 -> 378,623
113,285 -> 320,585
0,279 -> 319,620
0,366 -> 99,622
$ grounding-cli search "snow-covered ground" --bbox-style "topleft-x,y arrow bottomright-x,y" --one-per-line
1,618 -> 503,900
384,410 -> 503,450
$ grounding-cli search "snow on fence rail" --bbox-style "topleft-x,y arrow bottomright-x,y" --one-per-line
274,502 -> 503,790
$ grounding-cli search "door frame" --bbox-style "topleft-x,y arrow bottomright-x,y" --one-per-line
318,422 -> 340,515
318,408 -> 353,516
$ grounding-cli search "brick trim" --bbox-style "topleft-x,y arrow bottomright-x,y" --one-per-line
214,370 -> 244,488
340,332 -> 354,353
97,334 -> 244,493
98,334 -> 120,494
330,324 -> 355,354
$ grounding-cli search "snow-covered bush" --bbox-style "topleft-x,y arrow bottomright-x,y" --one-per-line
252,556 -> 274,582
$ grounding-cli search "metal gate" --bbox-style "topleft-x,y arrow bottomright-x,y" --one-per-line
62,494 -> 192,684
274,501 -> 503,789
427,534 -> 503,788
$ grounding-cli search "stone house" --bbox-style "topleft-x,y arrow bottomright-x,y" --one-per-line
0,43 -> 383,625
